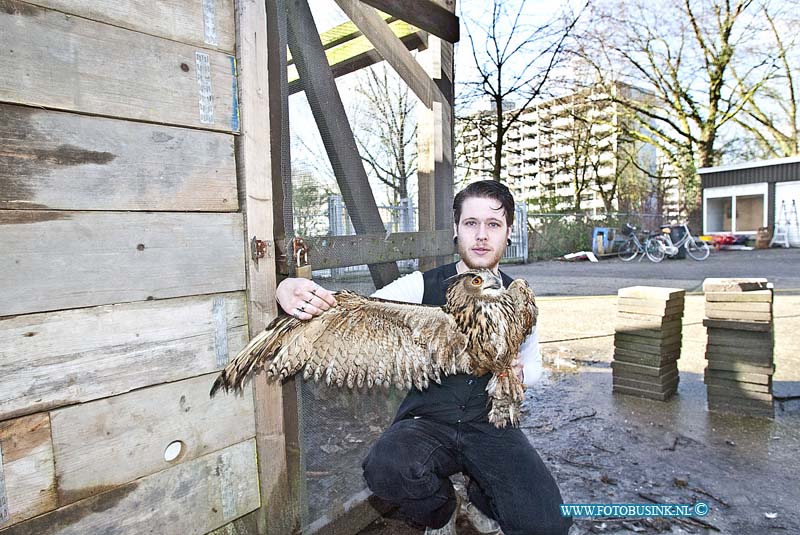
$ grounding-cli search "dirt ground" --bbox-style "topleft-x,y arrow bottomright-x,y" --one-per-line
353,250 -> 800,535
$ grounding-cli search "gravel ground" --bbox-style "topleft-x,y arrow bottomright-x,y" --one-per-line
347,248 -> 800,535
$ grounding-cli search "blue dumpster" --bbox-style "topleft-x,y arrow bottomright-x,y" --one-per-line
592,227 -> 611,255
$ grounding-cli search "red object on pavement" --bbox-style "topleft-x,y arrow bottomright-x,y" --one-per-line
712,235 -> 736,251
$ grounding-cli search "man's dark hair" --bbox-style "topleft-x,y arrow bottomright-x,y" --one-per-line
453,180 -> 515,226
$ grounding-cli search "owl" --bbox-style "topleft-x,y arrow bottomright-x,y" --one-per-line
211,269 -> 537,427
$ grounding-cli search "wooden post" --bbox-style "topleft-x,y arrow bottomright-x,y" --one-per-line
233,0 -> 294,533
359,0 -> 460,42
286,0 -> 399,290
417,22 -> 455,271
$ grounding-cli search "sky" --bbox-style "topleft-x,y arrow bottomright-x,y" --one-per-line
292,0 -> 591,198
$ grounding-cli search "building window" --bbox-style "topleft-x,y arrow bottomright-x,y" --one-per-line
703,183 -> 767,234
706,197 -> 732,232
736,195 -> 764,232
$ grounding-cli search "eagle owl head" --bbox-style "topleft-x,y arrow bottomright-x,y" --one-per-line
445,269 -> 504,309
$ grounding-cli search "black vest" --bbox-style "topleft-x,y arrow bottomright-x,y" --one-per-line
393,262 -> 515,425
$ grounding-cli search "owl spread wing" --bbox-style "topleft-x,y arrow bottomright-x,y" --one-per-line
210,291 -> 470,397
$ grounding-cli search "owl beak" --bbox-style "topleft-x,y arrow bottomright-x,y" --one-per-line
485,276 -> 502,290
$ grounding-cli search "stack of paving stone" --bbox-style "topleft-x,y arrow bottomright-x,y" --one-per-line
702,278 -> 774,417
612,286 -> 686,400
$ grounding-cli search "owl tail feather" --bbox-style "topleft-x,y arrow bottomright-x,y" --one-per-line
210,314 -> 299,397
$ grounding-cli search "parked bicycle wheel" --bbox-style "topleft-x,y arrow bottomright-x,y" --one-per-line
685,238 -> 710,260
618,238 -> 639,262
645,236 -> 666,263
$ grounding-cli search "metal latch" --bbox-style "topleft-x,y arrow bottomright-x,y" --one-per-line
250,236 -> 272,262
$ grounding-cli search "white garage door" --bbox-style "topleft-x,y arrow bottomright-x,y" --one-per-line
775,181 -> 800,246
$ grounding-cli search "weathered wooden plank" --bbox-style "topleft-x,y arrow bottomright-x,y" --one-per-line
32,0 -> 236,52
0,440 -> 259,535
50,374 -> 255,505
0,104 -> 237,211
275,230 -> 456,273
287,30 -> 426,95
0,292 -> 248,421
360,0 -> 459,43
0,414 -> 57,529
0,211 -> 246,317
234,0 -> 293,532
332,1 -> 441,108
286,0 -> 399,288
0,0 -> 238,132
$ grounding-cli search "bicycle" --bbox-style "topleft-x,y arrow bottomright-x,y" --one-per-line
618,223 -> 666,263
652,223 -> 710,261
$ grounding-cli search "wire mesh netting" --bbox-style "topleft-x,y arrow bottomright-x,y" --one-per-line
285,0 -> 428,528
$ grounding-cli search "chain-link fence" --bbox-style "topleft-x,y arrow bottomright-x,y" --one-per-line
527,212 -> 667,260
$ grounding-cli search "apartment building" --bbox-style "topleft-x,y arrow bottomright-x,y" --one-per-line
458,84 -> 680,218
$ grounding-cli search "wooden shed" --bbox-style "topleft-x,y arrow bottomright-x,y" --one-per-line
0,0 -> 458,533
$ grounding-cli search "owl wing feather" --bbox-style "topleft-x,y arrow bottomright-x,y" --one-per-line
210,291 -> 470,397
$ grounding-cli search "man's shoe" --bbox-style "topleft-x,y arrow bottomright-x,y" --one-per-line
424,495 -> 461,535
462,500 -> 502,534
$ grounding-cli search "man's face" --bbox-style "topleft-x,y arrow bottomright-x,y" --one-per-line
454,196 -> 512,271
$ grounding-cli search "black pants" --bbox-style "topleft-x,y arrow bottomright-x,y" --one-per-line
362,418 -> 572,535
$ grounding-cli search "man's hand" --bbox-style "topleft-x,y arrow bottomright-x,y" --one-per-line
512,355 -> 524,382
276,278 -> 337,320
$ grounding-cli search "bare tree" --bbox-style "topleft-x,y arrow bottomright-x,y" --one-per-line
352,64 -> 417,206
560,95 -> 620,212
732,4 -> 799,158
458,0 -> 587,182
574,0 -> 778,221
292,165 -> 334,236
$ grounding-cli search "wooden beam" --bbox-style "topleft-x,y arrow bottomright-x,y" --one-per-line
275,230 -> 456,273
287,13 -> 398,62
286,0 -> 399,289
0,104 -> 237,212
334,0 -> 444,109
233,0 -> 295,533
287,31 -> 426,95
263,0 -> 307,531
360,0 -> 459,43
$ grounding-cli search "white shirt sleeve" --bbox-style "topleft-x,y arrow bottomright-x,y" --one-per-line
519,325 -> 543,386
370,271 -> 424,304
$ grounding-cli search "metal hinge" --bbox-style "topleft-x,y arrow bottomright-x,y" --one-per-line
250,236 -> 272,262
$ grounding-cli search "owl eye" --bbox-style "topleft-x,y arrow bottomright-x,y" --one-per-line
471,276 -> 483,286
